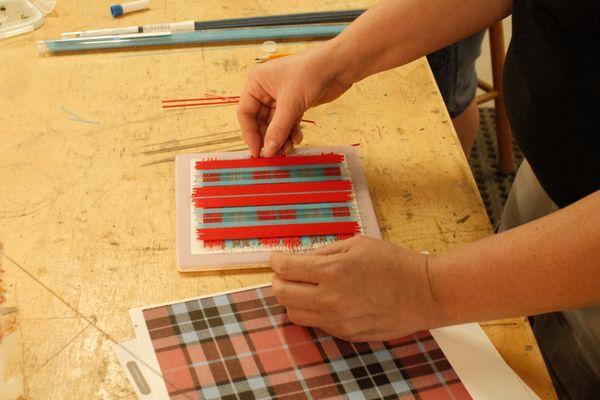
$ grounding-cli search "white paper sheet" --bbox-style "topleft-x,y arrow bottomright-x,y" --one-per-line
431,324 -> 541,400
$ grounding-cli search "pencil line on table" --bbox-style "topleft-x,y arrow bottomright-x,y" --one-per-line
3,253 -> 196,398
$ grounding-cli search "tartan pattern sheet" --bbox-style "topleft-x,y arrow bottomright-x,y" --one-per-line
141,286 -> 472,400
191,153 -> 362,252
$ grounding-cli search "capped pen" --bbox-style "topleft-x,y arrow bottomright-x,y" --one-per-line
61,21 -> 194,39
60,9 -> 365,39
110,0 -> 150,18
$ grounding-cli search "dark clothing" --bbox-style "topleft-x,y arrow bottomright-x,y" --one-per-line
427,31 -> 486,118
532,311 -> 600,400
503,1 -> 600,399
503,0 -> 600,207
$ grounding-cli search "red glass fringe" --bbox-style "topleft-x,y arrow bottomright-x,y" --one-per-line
193,180 -> 351,197
197,222 -> 360,241
283,237 -> 302,248
260,237 -> 281,247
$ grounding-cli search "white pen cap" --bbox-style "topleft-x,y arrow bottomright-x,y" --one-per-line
111,0 -> 150,17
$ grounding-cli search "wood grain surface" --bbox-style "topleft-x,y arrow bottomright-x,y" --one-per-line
0,1 -> 555,398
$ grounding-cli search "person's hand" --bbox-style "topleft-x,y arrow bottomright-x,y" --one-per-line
270,235 -> 441,342
237,44 -> 353,157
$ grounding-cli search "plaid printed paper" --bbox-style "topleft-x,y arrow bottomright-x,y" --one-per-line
191,153 -> 363,254
141,286 -> 472,400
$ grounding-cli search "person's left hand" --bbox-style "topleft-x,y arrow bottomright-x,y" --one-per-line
270,235 -> 440,342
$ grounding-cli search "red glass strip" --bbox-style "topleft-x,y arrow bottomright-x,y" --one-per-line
162,100 -> 239,109
162,95 -> 241,103
203,213 -> 223,223
197,222 -> 360,241
324,167 -> 342,176
195,154 -> 344,170
202,173 -> 221,182
194,192 -> 352,208
332,207 -> 351,217
193,180 -> 351,197
278,209 -> 296,220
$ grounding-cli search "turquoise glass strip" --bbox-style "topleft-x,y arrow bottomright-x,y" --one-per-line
194,203 -> 353,214
197,175 -> 343,186
196,216 -> 357,229
198,207 -> 356,222
194,165 -> 344,186
195,164 -> 343,174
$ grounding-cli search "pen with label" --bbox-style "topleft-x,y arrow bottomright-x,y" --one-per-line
61,21 -> 195,39
61,9 -> 365,39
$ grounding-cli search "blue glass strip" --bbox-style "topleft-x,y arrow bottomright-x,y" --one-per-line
196,216 -> 357,229
193,203 -> 353,214
195,163 -> 342,174
197,175 -> 344,187
197,207 -> 357,223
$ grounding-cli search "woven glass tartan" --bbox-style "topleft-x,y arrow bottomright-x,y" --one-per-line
192,154 -> 362,250
142,286 -> 471,400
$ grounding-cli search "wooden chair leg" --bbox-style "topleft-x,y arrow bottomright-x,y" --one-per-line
489,21 -> 513,173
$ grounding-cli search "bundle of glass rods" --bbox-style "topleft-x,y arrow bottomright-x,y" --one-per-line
192,9 -> 366,30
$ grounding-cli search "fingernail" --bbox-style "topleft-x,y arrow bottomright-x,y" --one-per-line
264,140 -> 278,156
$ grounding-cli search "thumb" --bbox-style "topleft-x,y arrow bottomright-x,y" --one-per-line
263,97 -> 303,157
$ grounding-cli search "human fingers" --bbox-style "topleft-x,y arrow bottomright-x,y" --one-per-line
237,91 -> 266,158
313,235 -> 360,256
256,104 -> 271,142
281,122 -> 301,154
291,124 -> 303,145
270,252 -> 327,283
262,95 -> 304,157
316,314 -> 377,342
281,139 -> 294,155
272,275 -> 320,311
285,308 -> 323,328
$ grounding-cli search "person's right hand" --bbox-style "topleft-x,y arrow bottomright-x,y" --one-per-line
237,44 -> 354,157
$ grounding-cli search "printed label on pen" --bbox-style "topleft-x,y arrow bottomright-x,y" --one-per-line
126,361 -> 151,394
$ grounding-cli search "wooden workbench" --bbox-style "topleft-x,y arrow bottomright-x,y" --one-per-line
0,0 -> 556,399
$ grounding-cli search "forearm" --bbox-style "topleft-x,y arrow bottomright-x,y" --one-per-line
430,190 -> 600,327
326,0 -> 511,84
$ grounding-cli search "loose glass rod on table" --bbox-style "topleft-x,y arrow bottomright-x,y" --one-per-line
38,24 -> 348,54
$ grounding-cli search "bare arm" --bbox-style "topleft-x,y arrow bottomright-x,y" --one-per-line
238,0 -> 512,157
431,190 -> 600,327
330,0 -> 512,84
270,191 -> 600,341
